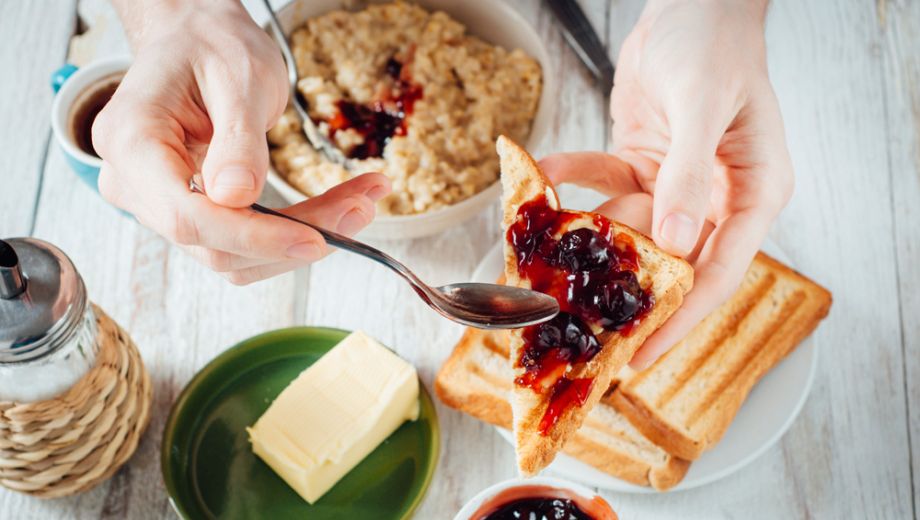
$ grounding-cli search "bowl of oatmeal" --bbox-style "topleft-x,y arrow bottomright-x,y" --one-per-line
265,0 -> 554,240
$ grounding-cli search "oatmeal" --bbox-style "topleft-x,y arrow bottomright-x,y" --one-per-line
268,1 -> 542,215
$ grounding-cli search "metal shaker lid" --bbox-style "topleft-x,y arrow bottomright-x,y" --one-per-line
0,238 -> 87,363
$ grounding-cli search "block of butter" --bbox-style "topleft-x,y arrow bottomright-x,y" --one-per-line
247,331 -> 419,504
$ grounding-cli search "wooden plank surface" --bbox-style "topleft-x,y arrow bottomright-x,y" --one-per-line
765,1 -> 912,517
0,1 -> 76,238
0,0 -> 917,518
882,0 -> 920,516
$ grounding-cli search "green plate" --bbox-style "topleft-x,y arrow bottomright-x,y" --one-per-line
162,327 -> 439,520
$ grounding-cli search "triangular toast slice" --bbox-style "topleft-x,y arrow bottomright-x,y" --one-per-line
433,327 -> 691,490
497,136 -> 693,475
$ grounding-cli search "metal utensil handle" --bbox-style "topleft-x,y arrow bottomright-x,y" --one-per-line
261,0 -> 298,90
187,174 -> 435,301
259,0 -> 349,166
248,203 -> 439,303
546,0 -> 615,87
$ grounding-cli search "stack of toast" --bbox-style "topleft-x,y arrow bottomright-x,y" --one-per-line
435,137 -> 832,490
435,252 -> 832,490
436,326 -> 692,489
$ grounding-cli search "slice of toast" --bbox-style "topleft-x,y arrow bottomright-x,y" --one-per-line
497,136 -> 694,475
434,327 -> 691,490
609,253 -> 832,460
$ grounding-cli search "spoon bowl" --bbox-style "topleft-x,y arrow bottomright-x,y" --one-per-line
253,202 -> 560,329
432,283 -> 560,329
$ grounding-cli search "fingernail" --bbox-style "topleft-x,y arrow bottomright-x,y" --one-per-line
286,241 -> 321,260
365,185 -> 389,201
660,212 -> 698,254
215,167 -> 255,190
337,208 -> 369,235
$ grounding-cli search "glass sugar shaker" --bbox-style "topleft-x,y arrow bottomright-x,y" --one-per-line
0,238 -> 99,403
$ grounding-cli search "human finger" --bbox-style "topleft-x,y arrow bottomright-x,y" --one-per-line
210,173 -> 390,284
539,152 -> 642,197
182,245 -> 275,273
651,106 -> 725,257
198,77 -> 280,208
179,171 -> 388,260
629,206 -> 772,369
283,172 -> 390,235
593,192 -> 653,235
222,258 -> 311,286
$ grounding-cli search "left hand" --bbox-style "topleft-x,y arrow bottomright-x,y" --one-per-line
541,0 -> 794,369
95,0 -> 391,285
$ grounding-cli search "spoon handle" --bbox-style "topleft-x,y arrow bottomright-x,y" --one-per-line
188,174 -> 436,302
260,0 -> 349,167
260,0 -> 297,93
249,203 -> 436,300
249,204 -> 366,257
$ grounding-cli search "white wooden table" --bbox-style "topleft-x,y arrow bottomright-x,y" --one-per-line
1,0 -> 918,518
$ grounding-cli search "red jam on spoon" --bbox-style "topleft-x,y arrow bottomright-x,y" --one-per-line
507,196 -> 654,435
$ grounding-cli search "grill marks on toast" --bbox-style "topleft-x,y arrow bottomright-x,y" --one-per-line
469,362 -> 509,391
434,327 -> 691,490
612,253 -> 832,460
579,409 -> 669,464
655,279 -> 803,426
482,331 -> 509,358
685,290 -> 806,426
469,337 -> 513,391
649,272 -> 779,409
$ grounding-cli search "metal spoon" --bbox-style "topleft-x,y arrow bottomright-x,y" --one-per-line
261,0 -> 350,168
189,177 -> 558,329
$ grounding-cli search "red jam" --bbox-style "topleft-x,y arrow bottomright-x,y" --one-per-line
469,485 -> 618,520
508,196 -> 654,435
538,378 -> 593,435
326,56 -> 423,159
481,497 -> 594,520
514,314 -> 598,392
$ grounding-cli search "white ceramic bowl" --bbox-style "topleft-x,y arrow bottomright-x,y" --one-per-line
265,0 -> 555,240
453,476 -> 617,520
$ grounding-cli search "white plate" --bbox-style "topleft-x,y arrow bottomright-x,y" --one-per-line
265,0 -> 556,240
472,241 -> 817,493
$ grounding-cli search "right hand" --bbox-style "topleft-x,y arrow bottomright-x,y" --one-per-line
541,0 -> 793,369
95,0 -> 391,285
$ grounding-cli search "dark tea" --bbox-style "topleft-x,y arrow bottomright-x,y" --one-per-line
68,73 -> 122,158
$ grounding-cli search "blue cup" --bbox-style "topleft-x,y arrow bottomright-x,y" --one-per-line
50,58 -> 130,192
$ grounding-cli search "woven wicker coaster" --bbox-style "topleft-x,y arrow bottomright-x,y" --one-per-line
0,304 -> 153,498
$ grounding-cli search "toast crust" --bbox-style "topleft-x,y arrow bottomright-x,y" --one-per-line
435,248 -> 831,487
610,252 -> 832,460
434,328 -> 514,427
434,327 -> 691,490
497,136 -> 693,475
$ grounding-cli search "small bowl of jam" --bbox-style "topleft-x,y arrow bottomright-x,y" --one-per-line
454,477 -> 618,520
